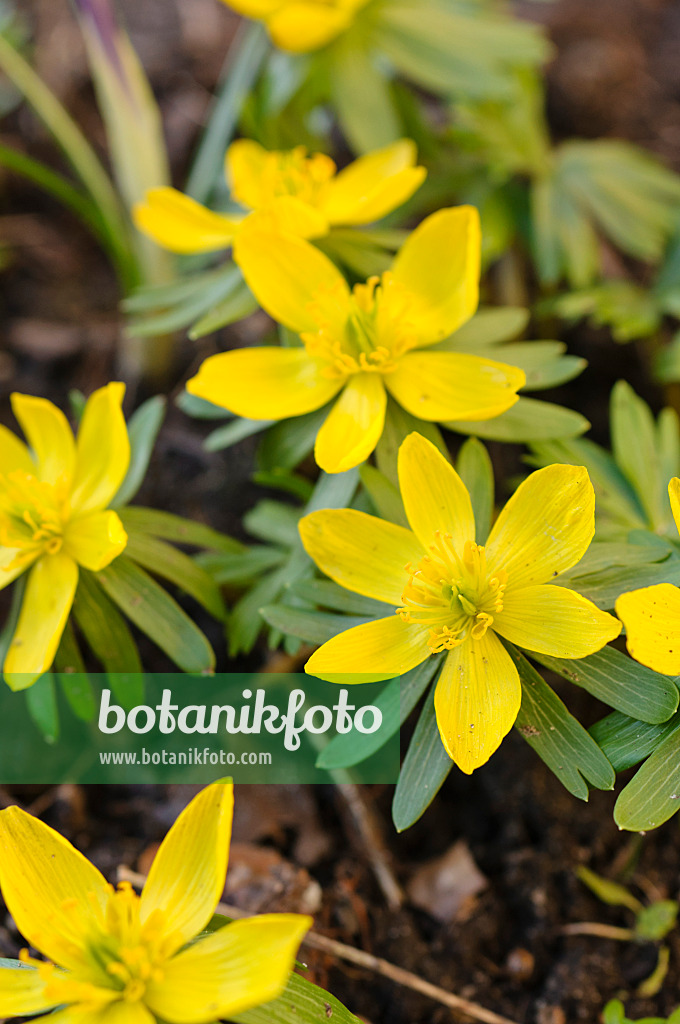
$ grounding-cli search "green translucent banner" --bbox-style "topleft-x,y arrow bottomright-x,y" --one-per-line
0,674 -> 400,783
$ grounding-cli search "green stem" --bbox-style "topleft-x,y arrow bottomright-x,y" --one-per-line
186,21 -> 269,204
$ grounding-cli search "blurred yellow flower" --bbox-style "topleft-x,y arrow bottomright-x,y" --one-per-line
188,206 -> 525,473
134,138 -> 425,252
0,384 -> 129,685
0,782 -> 311,1024
299,432 -> 621,773
218,0 -> 370,52
616,477 -> 680,675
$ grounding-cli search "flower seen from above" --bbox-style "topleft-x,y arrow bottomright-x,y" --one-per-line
187,206 -> 526,473
616,477 -> 680,675
134,138 -> 425,253
0,384 -> 130,685
0,782 -> 311,1024
299,432 -> 621,773
218,0 -> 370,52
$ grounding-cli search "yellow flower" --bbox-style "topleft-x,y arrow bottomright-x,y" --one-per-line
299,432 -> 621,773
616,477 -> 680,675
134,138 -> 425,253
0,782 -> 311,1024
0,384 -> 130,684
218,0 -> 370,52
187,206 -> 526,474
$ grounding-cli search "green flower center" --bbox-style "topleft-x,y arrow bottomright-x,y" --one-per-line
398,535 -> 508,652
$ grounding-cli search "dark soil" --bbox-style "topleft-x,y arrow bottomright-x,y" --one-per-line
1,2 -> 679,1022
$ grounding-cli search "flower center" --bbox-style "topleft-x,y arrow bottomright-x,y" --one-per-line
303,272 -> 418,380
259,147 -> 336,207
93,883 -> 170,1002
0,471 -> 68,568
397,534 -> 508,652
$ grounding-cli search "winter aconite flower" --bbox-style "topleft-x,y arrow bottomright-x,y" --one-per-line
187,207 -> 525,474
0,782 -> 311,1023
0,384 -> 129,684
218,0 -> 369,53
299,432 -> 621,773
616,477 -> 680,675
134,138 -> 425,252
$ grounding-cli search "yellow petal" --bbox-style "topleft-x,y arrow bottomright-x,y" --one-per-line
305,615 -> 429,684
299,508 -> 422,605
10,394 -> 75,488
233,225 -> 350,333
145,914 -> 311,1024
64,510 -> 127,571
219,0 -> 280,17
47,1002 -> 155,1024
397,431 -> 475,553
267,3 -> 353,51
3,552 -> 78,686
386,351 -> 524,422
0,546 -> 30,593
616,584 -> 680,676
140,783 -> 233,956
187,348 -> 342,420
494,585 -> 621,658
669,478 -> 680,538
391,206 -> 481,342
133,188 -> 239,254
485,464 -> 595,589
0,805 -> 109,972
314,373 -> 386,473
69,384 -> 130,514
0,962 -> 55,1018
258,197 -> 329,239
322,139 -> 425,225
0,425 -> 34,476
434,630 -> 521,774
226,138 -> 270,209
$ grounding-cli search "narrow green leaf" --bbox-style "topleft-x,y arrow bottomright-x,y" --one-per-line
25,673 -> 59,744
532,647 -> 679,725
590,710 -> 680,773
287,578 -> 393,617
260,605 -> 368,646
392,675 -> 452,832
359,464 -> 408,527
611,381 -> 662,529
120,507 -> 243,554
510,646 -> 615,798
331,35 -> 401,153
576,866 -> 642,912
74,570 -> 143,679
189,278 -> 258,338
111,396 -> 166,508
54,622 -> 96,722
446,307 -> 529,348
614,720 -> 680,831
123,532 -> 226,620
243,501 -> 301,548
456,437 -> 494,543
96,557 -> 215,673
205,417 -> 273,452
198,547 -> 286,585
447,396 -> 589,442
256,405 -> 329,472
233,969 -> 362,1024
0,576 -> 25,684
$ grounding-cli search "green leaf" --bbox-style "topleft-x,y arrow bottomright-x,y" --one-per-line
377,397 -> 447,487
531,647 -> 679,725
590,710 -> 680,774
560,557 -> 680,611
392,674 -> 452,832
359,464 -> 408,527
198,547 -> 286,586
287,578 -> 393,618
576,866 -> 642,913
25,673 -> 59,744
317,657 -> 440,770
634,901 -> 678,941
128,265 -> 243,337
233,969 -> 362,1024
446,306 -> 529,348
330,35 -> 401,153
456,437 -> 494,543
510,646 -> 615,799
176,390 -> 231,420
611,381 -> 662,529
229,567 -> 289,657
614,719 -> 680,831
111,396 -> 166,508
244,500 -> 301,548
260,605 -> 368,646
256,405 -> 329,472
204,417 -> 273,453
96,557 -> 215,674
54,622 -> 96,721
120,507 -> 243,554
447,396 -> 589,442
0,575 -> 25,682
123,532 -> 226,620
74,571 -> 143,680
189,277 -> 259,338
